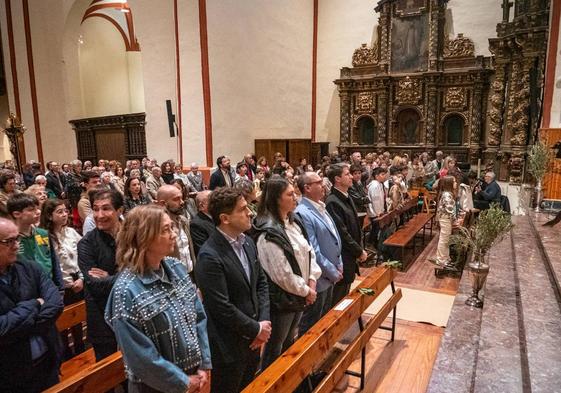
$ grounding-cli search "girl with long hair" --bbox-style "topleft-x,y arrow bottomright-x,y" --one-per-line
123,176 -> 152,215
431,175 -> 458,268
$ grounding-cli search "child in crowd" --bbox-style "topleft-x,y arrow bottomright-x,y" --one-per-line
431,176 -> 457,269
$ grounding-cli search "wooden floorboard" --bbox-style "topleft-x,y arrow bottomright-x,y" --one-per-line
331,319 -> 443,393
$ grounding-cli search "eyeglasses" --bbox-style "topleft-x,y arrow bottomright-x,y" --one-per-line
0,236 -> 21,246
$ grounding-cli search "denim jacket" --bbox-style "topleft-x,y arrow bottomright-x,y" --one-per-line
105,257 -> 211,393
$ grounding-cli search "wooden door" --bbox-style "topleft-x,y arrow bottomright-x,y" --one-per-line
288,139 -> 311,168
541,128 -> 561,199
95,129 -> 126,165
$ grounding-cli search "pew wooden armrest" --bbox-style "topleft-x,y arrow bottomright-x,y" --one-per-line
59,348 -> 97,381
45,352 -> 125,393
56,300 -> 86,332
243,267 -> 401,393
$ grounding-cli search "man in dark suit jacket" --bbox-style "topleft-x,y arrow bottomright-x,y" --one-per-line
195,188 -> 270,393
190,190 -> 215,256
474,171 -> 501,210
325,163 -> 368,307
46,161 -> 65,198
209,155 -> 234,190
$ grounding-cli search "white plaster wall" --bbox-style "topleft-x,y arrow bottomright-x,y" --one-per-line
206,0 -> 313,163
178,0 -> 206,167
316,0 -> 379,148
129,0 -> 179,163
445,0 -> 503,57
79,19 -> 131,117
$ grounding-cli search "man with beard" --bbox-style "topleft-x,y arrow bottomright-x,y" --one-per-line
210,155 -> 234,190
156,185 -> 197,275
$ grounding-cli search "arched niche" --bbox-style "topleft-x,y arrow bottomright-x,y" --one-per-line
441,113 -> 466,146
62,0 -> 145,119
353,115 -> 377,145
395,108 -> 421,144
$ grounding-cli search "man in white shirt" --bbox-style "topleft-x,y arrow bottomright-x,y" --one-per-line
367,167 -> 388,249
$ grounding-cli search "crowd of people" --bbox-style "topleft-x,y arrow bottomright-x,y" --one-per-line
0,149 -> 502,392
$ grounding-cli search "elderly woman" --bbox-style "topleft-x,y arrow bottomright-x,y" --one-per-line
253,175 -> 321,369
105,204 -> 211,393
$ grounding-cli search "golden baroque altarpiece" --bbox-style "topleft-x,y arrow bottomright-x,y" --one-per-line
336,0 -> 550,183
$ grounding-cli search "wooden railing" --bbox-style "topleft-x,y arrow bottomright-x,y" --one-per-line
243,266 -> 402,393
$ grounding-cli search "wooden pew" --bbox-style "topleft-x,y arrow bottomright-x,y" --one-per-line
55,300 -> 99,381
243,267 -> 402,393
45,352 -> 125,393
383,211 -> 435,270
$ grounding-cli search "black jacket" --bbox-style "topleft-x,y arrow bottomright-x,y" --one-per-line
195,229 -> 270,365
190,212 -> 216,256
0,258 -> 63,389
326,187 -> 362,283
46,171 -> 65,198
77,228 -> 118,344
209,169 -> 234,190
348,181 -> 370,213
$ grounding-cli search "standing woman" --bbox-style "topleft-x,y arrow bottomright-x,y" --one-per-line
161,160 -> 176,185
123,177 -> 152,215
40,199 -> 86,357
253,175 -> 321,369
105,204 -> 212,393
430,176 -> 458,269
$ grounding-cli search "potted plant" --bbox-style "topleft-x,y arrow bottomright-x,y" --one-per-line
449,203 -> 514,307
527,141 -> 552,212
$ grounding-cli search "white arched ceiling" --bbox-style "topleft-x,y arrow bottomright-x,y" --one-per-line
62,0 -> 145,119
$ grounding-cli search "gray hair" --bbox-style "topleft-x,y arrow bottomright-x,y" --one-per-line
485,171 -> 496,180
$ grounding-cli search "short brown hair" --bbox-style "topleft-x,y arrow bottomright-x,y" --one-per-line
208,187 -> 244,225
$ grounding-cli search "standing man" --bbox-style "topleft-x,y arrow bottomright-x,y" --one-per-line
187,162 -> 206,192
77,171 -> 101,223
195,188 -> 270,393
156,185 -> 196,274
46,161 -> 65,199
190,190 -> 215,256
78,189 -> 123,361
295,172 -> 343,335
146,166 -> 164,200
325,163 -> 368,306
209,156 -> 234,190
0,218 -> 64,392
367,167 -> 388,249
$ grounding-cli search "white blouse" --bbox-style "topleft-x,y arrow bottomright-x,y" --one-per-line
54,226 -> 83,287
257,219 -> 322,297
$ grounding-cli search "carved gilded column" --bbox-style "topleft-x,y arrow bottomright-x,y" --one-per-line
426,87 -> 437,146
340,93 -> 351,145
378,4 -> 390,72
470,85 -> 483,145
377,92 -> 388,146
487,65 -> 506,147
509,58 -> 531,147
428,0 -> 440,71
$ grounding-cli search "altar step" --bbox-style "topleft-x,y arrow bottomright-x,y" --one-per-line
427,213 -> 561,393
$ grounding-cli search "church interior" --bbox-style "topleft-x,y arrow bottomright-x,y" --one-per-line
0,0 -> 561,392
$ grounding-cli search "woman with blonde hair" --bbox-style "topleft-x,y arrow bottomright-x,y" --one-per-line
105,204 -> 211,393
